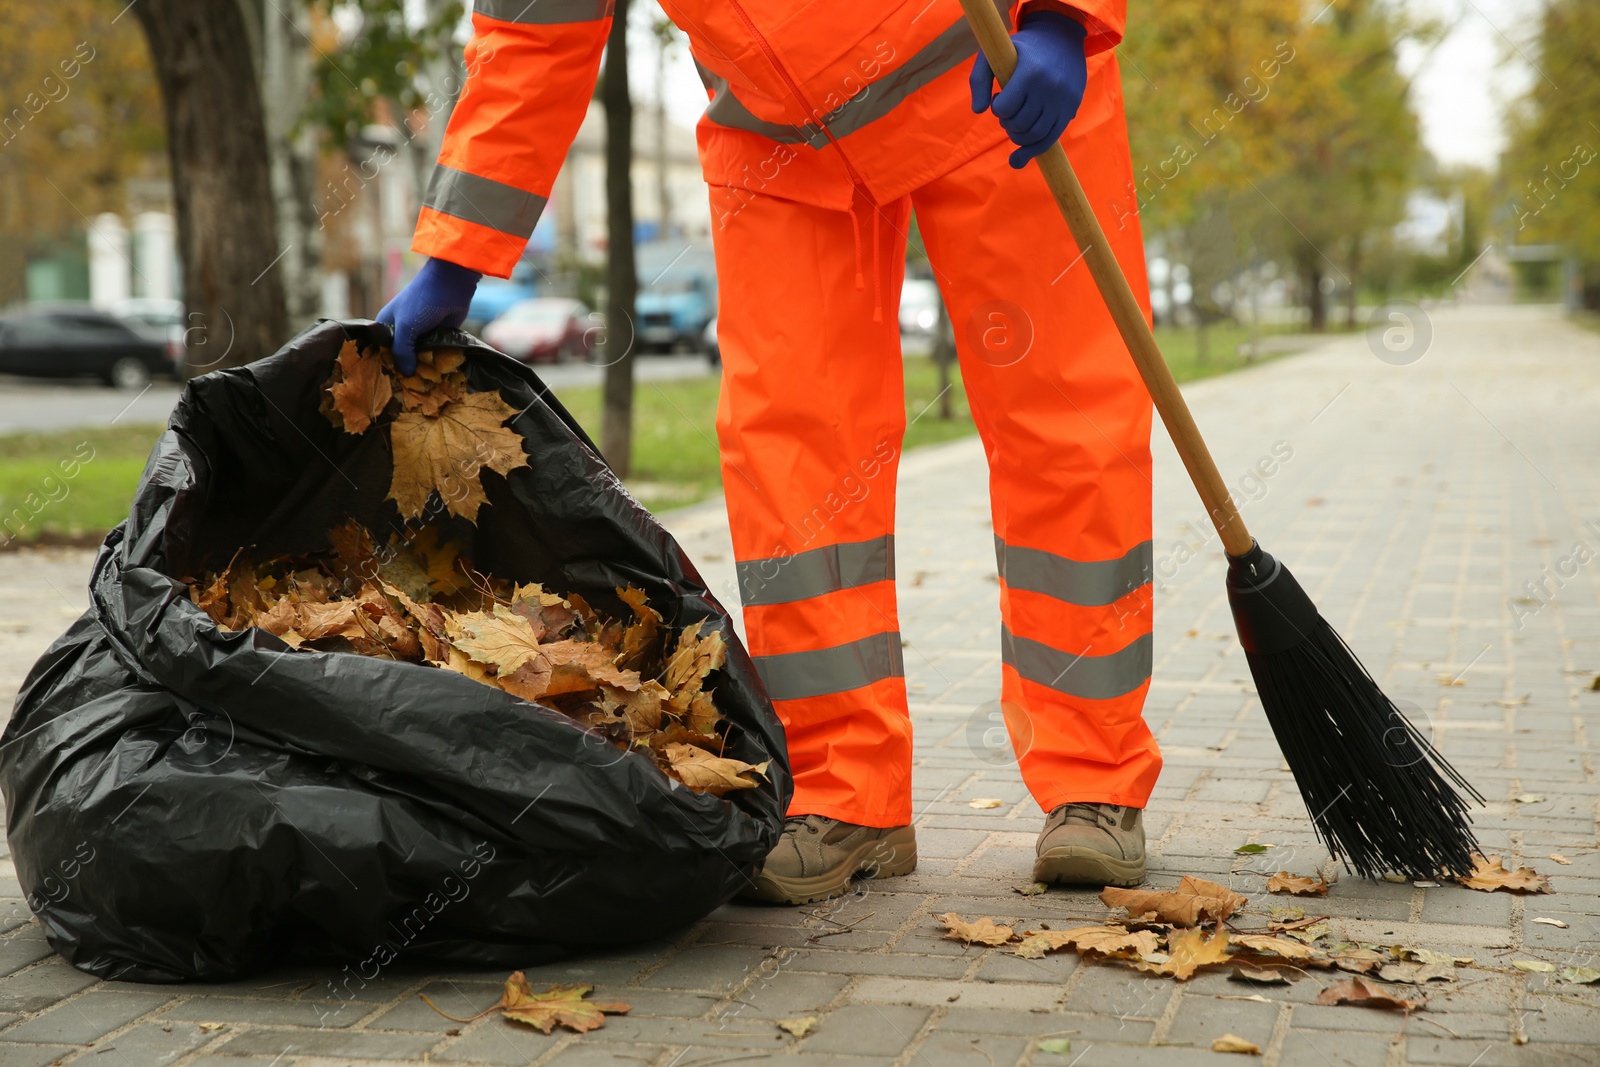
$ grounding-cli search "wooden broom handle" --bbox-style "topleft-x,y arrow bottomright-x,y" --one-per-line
959,0 -> 1252,557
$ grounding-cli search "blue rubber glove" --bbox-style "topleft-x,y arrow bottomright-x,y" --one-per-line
969,10 -> 1089,169
375,257 -> 482,374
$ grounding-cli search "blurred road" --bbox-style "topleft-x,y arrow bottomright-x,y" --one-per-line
0,353 -> 716,434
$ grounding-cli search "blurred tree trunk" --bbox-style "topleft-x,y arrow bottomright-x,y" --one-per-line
134,0 -> 286,373
248,0 -> 325,330
600,0 -> 637,476
1344,235 -> 1362,327
1301,255 -> 1327,333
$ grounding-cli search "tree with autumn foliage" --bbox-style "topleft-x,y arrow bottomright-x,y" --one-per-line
1120,0 -> 1427,331
0,2 -> 164,305
1502,0 -> 1600,308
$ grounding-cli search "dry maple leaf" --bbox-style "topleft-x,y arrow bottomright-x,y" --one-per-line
776,1016 -> 818,1037
663,621 -> 728,705
617,585 -> 662,671
1012,925 -> 1159,960
389,391 -> 529,521
448,608 -> 547,674
1229,934 -> 1318,961
1101,876 -> 1247,926
496,975 -> 630,1034
1135,928 -> 1231,981
324,340 -> 393,434
935,913 -> 1015,946
1266,872 -> 1330,896
1457,854 -> 1552,894
663,742 -> 767,795
1316,976 -> 1423,1012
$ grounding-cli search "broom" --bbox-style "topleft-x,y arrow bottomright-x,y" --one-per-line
958,0 -> 1483,880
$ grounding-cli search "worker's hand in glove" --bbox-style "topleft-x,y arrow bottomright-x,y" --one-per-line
375,257 -> 482,374
969,10 -> 1088,169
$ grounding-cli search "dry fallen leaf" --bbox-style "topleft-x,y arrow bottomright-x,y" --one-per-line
936,913 -> 1015,947
1458,854 -> 1552,894
389,391 -> 529,521
1211,1033 -> 1262,1055
662,743 -> 767,796
1328,948 -> 1387,975
776,1016 -> 817,1037
1230,934 -> 1318,961
1102,876 -> 1247,926
1012,925 -> 1160,961
1266,872 -> 1330,897
968,798 -> 1004,809
1134,928 -> 1231,981
1014,882 -> 1049,897
1316,976 -> 1423,1012
1378,960 -> 1455,984
497,975 -> 630,1033
1532,917 -> 1569,928
1549,853 -> 1571,865
1513,793 -> 1546,804
1560,967 -> 1600,985
1231,963 -> 1292,985
324,339 -> 393,434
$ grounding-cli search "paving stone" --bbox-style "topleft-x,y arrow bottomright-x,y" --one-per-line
912,1030 -> 1030,1067
637,945 -> 771,993
61,1021 -> 216,1067
849,977 -> 1057,1011
2,991 -> 174,1045
1163,993 -> 1279,1050
1405,1036 -> 1581,1065
1279,1026 -> 1396,1065
429,1018 -> 563,1065
158,996 -> 363,1030
1060,964 -> 1176,1019
0,959 -> 100,1015
542,1042 -> 667,1066
214,1027 -> 444,1059
737,970 -> 848,1017
0,1042 -> 77,1067
799,1004 -> 931,1057
0,935 -> 54,979
938,1007 -> 1154,1043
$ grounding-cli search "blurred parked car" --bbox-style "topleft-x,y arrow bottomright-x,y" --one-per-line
0,306 -> 170,389
703,316 -> 720,368
482,298 -> 592,364
112,297 -> 187,368
464,261 -> 539,333
636,242 -> 716,354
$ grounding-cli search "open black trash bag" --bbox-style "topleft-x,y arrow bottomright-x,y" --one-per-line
0,319 -> 790,983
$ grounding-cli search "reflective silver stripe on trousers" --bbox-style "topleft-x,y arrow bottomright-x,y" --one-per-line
474,0 -> 614,24
422,164 -> 547,238
697,1 -> 1009,146
1001,628 -> 1152,701
736,536 -> 895,607
754,632 -> 904,702
995,538 -> 1153,607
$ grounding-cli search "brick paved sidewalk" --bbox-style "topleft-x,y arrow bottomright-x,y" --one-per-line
1,304 -> 1597,1067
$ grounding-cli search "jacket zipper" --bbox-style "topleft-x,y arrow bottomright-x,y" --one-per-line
722,0 -> 877,202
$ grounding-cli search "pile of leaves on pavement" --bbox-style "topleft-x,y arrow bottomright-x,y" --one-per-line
937,854 -> 1566,1011
185,341 -> 767,798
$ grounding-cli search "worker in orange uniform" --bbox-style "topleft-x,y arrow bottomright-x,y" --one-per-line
379,0 -> 1158,903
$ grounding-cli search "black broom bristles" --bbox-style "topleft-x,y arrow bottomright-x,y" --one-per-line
1226,543 -> 1485,880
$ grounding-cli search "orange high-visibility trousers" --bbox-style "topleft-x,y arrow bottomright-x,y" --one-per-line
712,105 -> 1160,829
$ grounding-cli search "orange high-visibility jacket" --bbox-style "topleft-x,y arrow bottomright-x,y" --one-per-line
413,0 -> 1127,277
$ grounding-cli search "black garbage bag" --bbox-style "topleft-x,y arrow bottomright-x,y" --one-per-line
0,319 -> 789,983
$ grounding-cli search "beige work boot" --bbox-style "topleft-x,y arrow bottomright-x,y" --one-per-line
1032,803 -> 1146,888
741,814 -> 918,905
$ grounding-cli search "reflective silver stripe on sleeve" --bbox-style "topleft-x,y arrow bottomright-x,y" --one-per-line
698,1 -> 1009,145
422,164 -> 547,238
736,536 -> 895,608
753,632 -> 904,702
1001,628 -> 1152,701
474,0 -> 614,24
995,537 -> 1153,607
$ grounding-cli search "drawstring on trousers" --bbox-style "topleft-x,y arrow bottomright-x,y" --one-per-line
846,191 -> 885,323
